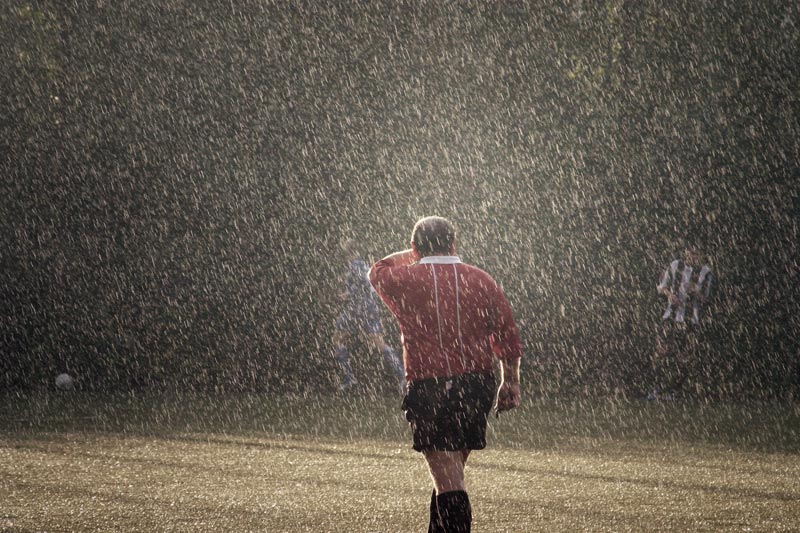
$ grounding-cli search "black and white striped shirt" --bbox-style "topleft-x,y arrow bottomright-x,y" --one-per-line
657,260 -> 714,325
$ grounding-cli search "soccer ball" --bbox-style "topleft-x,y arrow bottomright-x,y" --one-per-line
55,373 -> 74,391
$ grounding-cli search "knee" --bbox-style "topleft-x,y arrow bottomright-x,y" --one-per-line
426,453 -> 467,493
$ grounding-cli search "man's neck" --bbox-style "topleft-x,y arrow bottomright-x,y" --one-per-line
419,255 -> 461,264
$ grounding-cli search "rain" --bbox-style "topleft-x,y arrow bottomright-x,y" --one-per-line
1,1 -> 799,531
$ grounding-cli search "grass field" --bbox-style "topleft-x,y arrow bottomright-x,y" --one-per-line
1,390 -> 799,532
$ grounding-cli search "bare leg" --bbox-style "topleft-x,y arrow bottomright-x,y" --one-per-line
425,450 -> 473,532
424,450 -> 467,494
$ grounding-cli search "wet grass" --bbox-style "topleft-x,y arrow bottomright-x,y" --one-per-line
1,391 -> 799,531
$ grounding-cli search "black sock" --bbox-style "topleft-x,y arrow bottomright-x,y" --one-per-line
428,488 -> 444,533
436,490 -> 471,532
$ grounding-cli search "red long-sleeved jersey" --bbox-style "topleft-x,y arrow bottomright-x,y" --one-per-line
369,255 -> 522,382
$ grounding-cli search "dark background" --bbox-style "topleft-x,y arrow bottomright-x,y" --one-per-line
2,1 -> 798,398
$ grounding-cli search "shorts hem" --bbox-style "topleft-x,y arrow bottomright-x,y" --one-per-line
412,443 -> 487,453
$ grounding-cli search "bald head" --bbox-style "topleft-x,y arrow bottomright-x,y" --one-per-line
411,216 -> 456,257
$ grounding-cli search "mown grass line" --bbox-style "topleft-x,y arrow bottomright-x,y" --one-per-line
1,392 -> 799,531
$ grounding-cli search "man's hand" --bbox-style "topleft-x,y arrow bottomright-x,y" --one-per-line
659,287 -> 681,307
494,381 -> 520,417
687,283 -> 705,303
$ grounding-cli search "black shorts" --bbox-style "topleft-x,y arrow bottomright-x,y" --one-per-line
402,372 -> 496,452
656,321 -> 704,362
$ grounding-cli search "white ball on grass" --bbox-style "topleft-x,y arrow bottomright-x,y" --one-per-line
55,373 -> 74,391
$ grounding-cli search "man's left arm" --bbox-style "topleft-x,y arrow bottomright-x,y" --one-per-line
703,270 -> 714,300
489,282 -> 523,416
495,356 -> 521,416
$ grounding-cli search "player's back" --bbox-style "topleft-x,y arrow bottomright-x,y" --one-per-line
371,257 -> 519,380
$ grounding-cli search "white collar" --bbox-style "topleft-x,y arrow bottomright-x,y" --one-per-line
419,255 -> 462,264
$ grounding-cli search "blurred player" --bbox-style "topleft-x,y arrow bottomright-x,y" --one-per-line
332,239 -> 405,394
650,245 -> 714,400
370,216 -> 522,532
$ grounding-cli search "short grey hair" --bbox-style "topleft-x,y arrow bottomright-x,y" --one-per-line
411,216 -> 455,256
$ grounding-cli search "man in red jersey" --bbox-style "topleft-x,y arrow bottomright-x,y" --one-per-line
370,216 -> 522,533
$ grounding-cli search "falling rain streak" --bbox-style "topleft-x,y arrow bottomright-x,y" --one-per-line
2,1 -> 798,401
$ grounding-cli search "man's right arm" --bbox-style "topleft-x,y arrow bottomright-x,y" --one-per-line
657,267 -> 681,306
368,249 -> 418,289
373,249 -> 419,269
368,248 -> 420,311
659,286 -> 680,306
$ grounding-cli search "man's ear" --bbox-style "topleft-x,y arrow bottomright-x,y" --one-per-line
410,242 -> 421,260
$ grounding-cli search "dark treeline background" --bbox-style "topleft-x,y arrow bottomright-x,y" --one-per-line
2,1 -> 798,398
